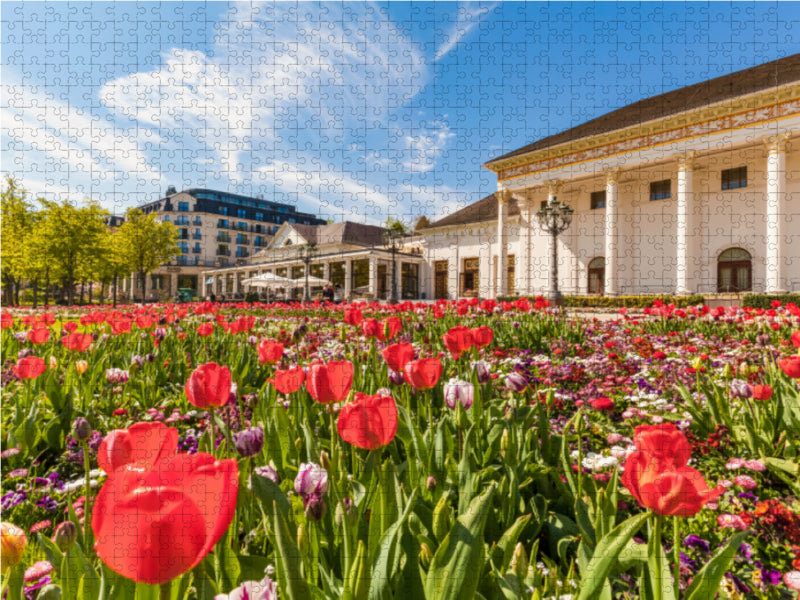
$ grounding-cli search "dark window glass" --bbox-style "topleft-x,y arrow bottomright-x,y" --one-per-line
721,166 -> 747,190
590,190 -> 606,210
649,179 -> 671,201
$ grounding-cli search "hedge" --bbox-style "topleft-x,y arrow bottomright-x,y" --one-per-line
741,293 -> 800,309
496,294 -> 706,308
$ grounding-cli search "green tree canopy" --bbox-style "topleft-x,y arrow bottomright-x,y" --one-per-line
115,209 -> 180,301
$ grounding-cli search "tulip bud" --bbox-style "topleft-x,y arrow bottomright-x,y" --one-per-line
388,368 -> 405,386
426,475 -> 437,491
49,356 -> 58,369
335,501 -> 345,528
432,496 -> 452,543
72,417 -> 92,442
53,521 -> 77,551
511,542 -> 528,582
297,524 -> 309,557
319,450 -> 331,471
501,428 -> 511,458
1,522 -> 27,572
419,542 -> 433,569
75,360 -> 88,375
471,360 -> 491,384
722,364 -> 732,379
691,356 -> 703,370
729,379 -> 752,399
738,362 -> 750,378
303,494 -> 327,522
295,437 -> 303,452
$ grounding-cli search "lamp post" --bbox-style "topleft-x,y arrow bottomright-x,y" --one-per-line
383,229 -> 403,304
536,196 -> 574,304
298,243 -> 318,303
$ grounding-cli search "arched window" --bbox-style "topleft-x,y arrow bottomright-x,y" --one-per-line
717,248 -> 752,293
588,257 -> 605,295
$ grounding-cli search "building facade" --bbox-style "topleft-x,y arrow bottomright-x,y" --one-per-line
122,188 -> 325,300
421,54 -> 800,300
201,222 -> 426,302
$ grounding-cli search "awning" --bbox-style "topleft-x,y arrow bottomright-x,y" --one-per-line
205,278 -> 214,284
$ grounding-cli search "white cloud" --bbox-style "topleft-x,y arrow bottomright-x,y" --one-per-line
435,3 -> 497,61
401,121 -> 456,173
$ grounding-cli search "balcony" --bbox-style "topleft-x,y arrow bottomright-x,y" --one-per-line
175,217 -> 190,226
217,234 -> 231,243
216,249 -> 231,257
193,218 -> 202,226
192,248 -> 202,254
236,235 -> 249,245
193,233 -> 202,240
236,249 -> 249,259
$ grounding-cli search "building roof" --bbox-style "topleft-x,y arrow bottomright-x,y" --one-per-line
422,193 -> 520,230
292,222 -> 388,247
486,53 -> 800,166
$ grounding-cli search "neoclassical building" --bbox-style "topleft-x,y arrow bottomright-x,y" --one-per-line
420,54 -> 800,299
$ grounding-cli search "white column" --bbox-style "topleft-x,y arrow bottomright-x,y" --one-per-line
766,133 -> 790,293
449,240 -> 459,298
344,260 -> 352,299
232,271 -> 240,295
395,261 -> 403,300
519,195 -> 533,295
545,180 -> 562,298
170,273 -> 179,297
496,189 -> 510,298
675,152 -> 696,295
604,169 -> 620,296
368,257 -> 377,298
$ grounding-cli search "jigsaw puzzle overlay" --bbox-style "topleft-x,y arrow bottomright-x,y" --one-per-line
2,3 -> 800,599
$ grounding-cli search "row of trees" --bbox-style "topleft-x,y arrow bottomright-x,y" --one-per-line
1,177 -> 181,307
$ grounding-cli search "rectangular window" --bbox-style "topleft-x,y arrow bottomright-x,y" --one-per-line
721,166 -> 747,190
217,219 -> 229,228
236,247 -> 248,258
291,266 -> 304,279
461,257 -> 479,296
218,206 -> 228,216
256,212 -> 264,221
351,260 -> 370,291
237,208 -> 246,219
650,179 -> 671,201
590,190 -> 606,210
194,229 -> 201,239
178,201 -> 189,212
401,263 -> 419,299
194,217 -> 202,226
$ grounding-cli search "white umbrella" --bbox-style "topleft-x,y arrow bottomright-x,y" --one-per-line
289,275 -> 330,287
242,273 -> 294,288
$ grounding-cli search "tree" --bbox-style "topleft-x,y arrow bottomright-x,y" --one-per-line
37,197 -> 109,306
413,215 -> 431,233
384,217 -> 410,237
115,209 -> 180,303
1,177 -> 36,306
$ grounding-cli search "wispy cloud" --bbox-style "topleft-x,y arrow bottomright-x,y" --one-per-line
435,3 -> 498,62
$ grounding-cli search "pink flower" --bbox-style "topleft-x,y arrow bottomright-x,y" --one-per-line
743,459 -> 766,472
725,458 -> 745,470
717,514 -> 749,530
784,571 -> 800,591
734,475 -> 758,490
24,560 -> 54,583
607,433 -> 624,444
718,479 -> 734,488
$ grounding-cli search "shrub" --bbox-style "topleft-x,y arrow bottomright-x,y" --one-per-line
741,293 -> 800,309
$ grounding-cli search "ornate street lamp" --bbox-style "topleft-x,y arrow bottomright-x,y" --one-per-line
536,197 -> 574,304
383,229 -> 403,304
298,243 -> 318,303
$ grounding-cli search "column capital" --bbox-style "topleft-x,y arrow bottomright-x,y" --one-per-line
674,150 -> 698,171
764,132 -> 792,154
495,188 -> 513,204
546,179 -> 562,196
604,168 -> 622,185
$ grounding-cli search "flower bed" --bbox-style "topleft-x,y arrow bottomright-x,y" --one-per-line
2,298 -> 800,599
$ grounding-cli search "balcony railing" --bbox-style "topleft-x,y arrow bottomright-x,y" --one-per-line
217,249 -> 231,257
217,234 -> 230,243
193,234 -> 202,240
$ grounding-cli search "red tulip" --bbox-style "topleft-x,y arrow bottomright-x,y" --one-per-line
470,326 -> 493,348
135,315 -> 154,329
110,318 -> 132,335
39,313 -> 55,326
779,356 -> 800,379
589,397 -> 615,411
337,392 -> 398,449
196,323 -> 214,337
361,318 -> 381,339
344,308 -> 363,326
98,422 -> 179,476
185,363 -> 232,409
792,331 -> 800,348
378,317 -> 402,342
27,327 -> 50,345
751,384 -> 773,401
92,452 -> 238,584
62,321 -> 78,333
1,312 -> 13,329
621,423 -> 722,517
13,356 -> 46,380
306,361 -> 354,404
403,358 -> 443,390
442,326 -> 474,358
62,332 -> 92,352
272,367 -> 305,395
257,340 -> 284,365
382,342 -> 415,373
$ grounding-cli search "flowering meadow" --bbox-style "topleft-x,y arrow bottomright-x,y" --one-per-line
2,298 -> 800,600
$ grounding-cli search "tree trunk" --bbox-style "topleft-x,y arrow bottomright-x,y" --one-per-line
4,279 -> 14,307
79,281 -> 85,306
100,281 -> 106,305
113,274 -> 118,307
14,279 -> 20,306
44,269 -> 50,307
32,279 -> 39,309
139,270 -> 147,304
88,280 -> 93,305
66,277 -> 74,306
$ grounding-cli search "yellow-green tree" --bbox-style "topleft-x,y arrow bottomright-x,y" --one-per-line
115,209 -> 180,302
1,177 -> 37,306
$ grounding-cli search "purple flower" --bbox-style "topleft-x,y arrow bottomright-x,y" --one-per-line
233,426 -> 264,458
253,465 -> 280,485
505,371 -> 528,393
683,535 -> 711,554
729,379 -> 752,399
387,368 -> 405,386
295,462 -> 328,498
471,360 -> 491,384
217,576 -> 277,600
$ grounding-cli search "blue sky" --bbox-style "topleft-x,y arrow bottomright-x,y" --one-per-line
2,2 -> 799,225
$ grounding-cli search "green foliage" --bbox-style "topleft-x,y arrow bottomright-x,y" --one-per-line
742,293 -> 800,309
496,294 -> 706,308
115,208 -> 181,296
